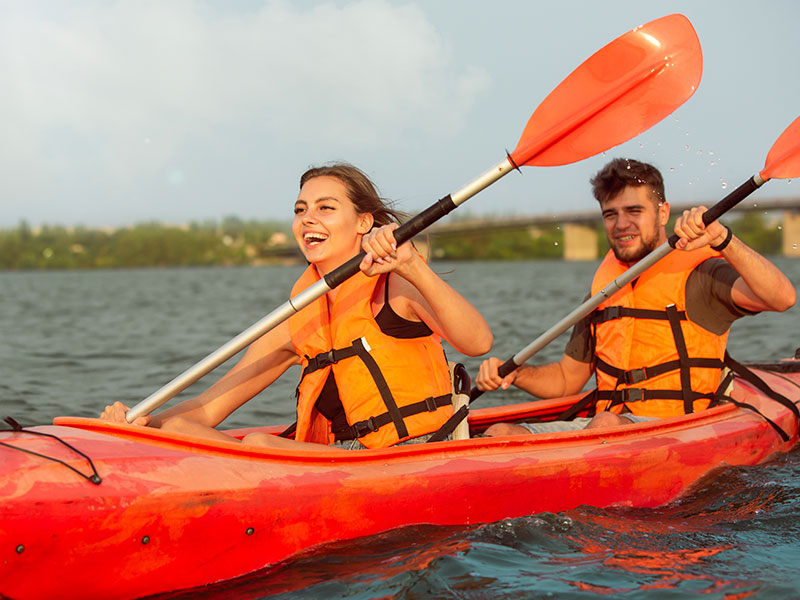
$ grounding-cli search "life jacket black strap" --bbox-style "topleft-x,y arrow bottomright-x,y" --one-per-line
665,304 -> 694,414
591,305 -> 687,323
595,357 -> 725,385
335,393 -> 451,440
596,387 -> 714,408
302,347 -> 359,377
349,337 -> 408,439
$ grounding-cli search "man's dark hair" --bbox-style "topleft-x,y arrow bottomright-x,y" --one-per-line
590,158 -> 665,205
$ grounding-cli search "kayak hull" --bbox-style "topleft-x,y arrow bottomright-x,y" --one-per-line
2,364 -> 798,600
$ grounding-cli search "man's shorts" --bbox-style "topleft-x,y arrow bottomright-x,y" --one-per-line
518,414 -> 657,434
519,418 -> 592,434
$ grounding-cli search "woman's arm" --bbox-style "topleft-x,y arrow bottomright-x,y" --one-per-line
360,224 -> 493,356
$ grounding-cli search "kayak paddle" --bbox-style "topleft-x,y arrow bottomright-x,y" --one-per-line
470,113 -> 800,403
127,14 -> 702,422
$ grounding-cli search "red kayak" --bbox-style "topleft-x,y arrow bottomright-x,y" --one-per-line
2,360 -> 798,600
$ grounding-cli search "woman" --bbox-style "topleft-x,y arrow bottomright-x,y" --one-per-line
101,163 -> 492,449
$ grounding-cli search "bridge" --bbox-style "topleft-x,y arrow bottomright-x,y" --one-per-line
424,197 -> 800,260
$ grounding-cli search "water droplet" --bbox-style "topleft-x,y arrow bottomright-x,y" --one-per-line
778,226 -> 782,230
554,242 -> 559,246
753,203 -> 758,207
670,167 -> 675,172
709,150 -> 715,156
721,182 -> 728,189
685,145 -> 690,151
794,244 -> 798,250
710,160 -> 717,166
696,150 -> 702,156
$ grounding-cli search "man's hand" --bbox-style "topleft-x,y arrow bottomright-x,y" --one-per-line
476,357 -> 518,392
673,206 -> 729,251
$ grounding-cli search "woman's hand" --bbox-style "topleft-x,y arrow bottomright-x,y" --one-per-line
359,223 -> 418,277
99,401 -> 151,427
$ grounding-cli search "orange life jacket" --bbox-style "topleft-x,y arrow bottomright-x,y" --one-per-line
590,247 -> 729,417
288,266 -> 453,448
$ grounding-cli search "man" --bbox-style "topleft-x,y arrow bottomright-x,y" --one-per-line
476,158 -> 796,435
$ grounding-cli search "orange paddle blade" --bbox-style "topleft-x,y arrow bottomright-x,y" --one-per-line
511,14 -> 702,168
760,115 -> 800,180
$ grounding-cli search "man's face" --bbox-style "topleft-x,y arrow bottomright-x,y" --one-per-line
600,185 -> 669,265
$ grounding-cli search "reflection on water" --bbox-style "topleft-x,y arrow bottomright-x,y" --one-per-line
2,259 -> 800,599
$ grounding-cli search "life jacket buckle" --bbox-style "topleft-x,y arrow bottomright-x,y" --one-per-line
624,367 -> 648,385
351,416 -> 381,439
424,396 -> 438,412
622,388 -> 644,403
605,306 -> 622,320
314,350 -> 337,369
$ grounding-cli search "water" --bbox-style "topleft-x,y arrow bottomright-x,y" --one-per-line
2,259 -> 800,599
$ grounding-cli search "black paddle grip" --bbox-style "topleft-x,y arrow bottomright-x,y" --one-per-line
468,356 -> 520,403
667,175 -> 760,248
324,195 -> 457,289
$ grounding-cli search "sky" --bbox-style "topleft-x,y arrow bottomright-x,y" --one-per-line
2,0 -> 799,229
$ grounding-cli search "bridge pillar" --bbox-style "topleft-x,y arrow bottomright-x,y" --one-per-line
563,223 -> 598,261
783,211 -> 800,257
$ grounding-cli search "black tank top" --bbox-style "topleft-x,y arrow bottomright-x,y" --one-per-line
315,275 -> 433,436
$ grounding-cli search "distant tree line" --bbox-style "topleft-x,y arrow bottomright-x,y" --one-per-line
0,212 -> 785,270
0,217 -> 297,270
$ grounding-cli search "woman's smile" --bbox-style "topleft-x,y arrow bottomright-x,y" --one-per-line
292,175 -> 372,273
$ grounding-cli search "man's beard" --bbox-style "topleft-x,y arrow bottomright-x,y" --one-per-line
611,233 -> 661,264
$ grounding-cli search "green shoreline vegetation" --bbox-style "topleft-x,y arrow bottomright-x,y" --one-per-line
0,212 -> 784,271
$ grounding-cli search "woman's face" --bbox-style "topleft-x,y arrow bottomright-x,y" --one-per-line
293,176 -> 374,273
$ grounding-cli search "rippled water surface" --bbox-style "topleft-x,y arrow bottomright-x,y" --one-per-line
2,259 -> 800,599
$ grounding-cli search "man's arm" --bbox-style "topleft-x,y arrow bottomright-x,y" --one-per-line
673,207 -> 796,313
476,354 -> 593,398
